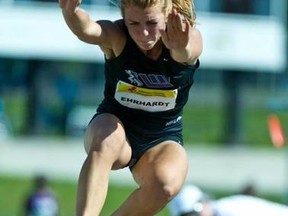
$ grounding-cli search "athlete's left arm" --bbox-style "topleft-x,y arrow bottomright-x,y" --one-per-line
160,10 -> 203,65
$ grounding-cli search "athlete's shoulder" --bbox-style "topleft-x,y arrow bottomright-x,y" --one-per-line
100,19 -> 127,58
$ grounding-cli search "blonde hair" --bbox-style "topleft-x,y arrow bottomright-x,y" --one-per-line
172,0 -> 196,26
118,0 -> 196,26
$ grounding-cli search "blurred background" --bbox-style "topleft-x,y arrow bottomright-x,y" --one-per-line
0,0 -> 287,215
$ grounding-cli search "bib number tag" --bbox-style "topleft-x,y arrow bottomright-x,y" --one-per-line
114,81 -> 177,112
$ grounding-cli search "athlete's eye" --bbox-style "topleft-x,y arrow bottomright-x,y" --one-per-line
147,21 -> 158,26
127,22 -> 139,26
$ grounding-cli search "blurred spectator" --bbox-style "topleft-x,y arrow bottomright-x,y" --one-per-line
168,184 -> 288,216
23,175 -> 59,216
240,182 -> 257,196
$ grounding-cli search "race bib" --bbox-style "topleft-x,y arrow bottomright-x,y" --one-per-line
115,81 -> 178,112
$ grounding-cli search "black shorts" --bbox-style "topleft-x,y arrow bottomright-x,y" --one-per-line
124,123 -> 183,168
93,103 -> 184,169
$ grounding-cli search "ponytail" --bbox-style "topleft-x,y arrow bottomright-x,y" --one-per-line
172,0 -> 196,26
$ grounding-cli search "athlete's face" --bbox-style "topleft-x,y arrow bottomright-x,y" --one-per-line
124,4 -> 166,51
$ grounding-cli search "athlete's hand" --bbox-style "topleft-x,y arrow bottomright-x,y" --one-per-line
160,9 -> 191,51
59,0 -> 81,12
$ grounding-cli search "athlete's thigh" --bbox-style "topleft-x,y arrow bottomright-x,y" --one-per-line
84,113 -> 132,169
132,141 -> 189,187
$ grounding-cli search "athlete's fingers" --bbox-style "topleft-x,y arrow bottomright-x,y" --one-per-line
59,0 -> 81,11
175,13 -> 184,31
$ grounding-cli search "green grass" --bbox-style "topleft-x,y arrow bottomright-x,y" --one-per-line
0,176 -> 77,216
183,105 -> 225,145
1,175 -> 286,216
182,105 -> 288,147
0,176 -> 170,216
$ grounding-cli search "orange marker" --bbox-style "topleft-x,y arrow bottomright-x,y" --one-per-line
267,114 -> 285,148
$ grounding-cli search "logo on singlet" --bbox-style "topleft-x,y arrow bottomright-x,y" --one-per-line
166,116 -> 182,126
126,70 -> 173,88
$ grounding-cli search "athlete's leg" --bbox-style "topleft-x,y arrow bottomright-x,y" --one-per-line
111,141 -> 189,216
76,113 -> 132,216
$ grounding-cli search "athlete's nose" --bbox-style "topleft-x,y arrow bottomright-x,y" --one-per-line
142,28 -> 149,36
139,24 -> 149,36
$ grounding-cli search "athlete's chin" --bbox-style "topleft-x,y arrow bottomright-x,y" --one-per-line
137,41 -> 156,50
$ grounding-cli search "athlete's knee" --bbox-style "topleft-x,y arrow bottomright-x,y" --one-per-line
160,178 -> 184,202
159,150 -> 188,201
148,172 -> 185,204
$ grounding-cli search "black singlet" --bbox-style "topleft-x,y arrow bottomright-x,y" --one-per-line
95,21 -> 200,167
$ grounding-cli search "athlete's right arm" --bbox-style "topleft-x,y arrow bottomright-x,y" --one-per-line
59,0 -> 109,46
